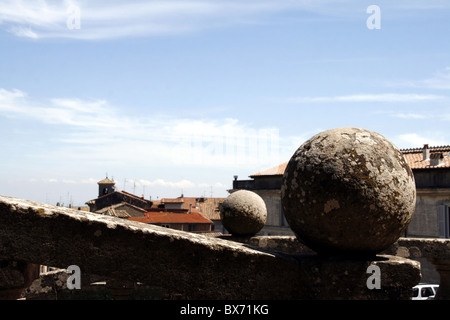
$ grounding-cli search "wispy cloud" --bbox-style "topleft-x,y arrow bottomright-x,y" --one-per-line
392,113 -> 428,119
285,93 -> 446,104
395,133 -> 448,149
0,88 -> 281,169
392,67 -> 450,90
0,0 -> 333,40
139,178 -> 195,189
2,1 -> 450,40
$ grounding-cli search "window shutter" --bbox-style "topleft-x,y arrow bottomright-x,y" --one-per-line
438,205 -> 449,238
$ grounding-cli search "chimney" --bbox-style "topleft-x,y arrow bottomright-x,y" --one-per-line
189,204 -> 192,214
233,175 -> 239,189
430,153 -> 444,166
423,144 -> 430,161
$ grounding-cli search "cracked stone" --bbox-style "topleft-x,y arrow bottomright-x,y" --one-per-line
281,127 -> 416,256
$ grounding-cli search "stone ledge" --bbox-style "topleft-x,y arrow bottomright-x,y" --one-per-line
396,237 -> 450,259
0,195 -> 421,299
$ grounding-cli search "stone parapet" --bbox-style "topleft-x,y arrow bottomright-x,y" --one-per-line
0,195 -> 421,300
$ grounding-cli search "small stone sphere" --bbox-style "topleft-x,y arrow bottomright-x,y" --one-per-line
281,127 -> 416,256
220,190 -> 267,236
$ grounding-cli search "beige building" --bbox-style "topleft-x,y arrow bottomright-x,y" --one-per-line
402,145 -> 450,238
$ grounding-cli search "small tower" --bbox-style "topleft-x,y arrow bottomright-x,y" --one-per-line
98,176 -> 116,197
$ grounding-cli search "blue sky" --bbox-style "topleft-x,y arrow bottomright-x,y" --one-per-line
1,0 -> 450,206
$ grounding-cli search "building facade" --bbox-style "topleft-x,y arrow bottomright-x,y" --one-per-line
401,145 -> 450,238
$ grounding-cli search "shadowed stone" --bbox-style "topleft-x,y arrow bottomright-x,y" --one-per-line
397,238 -> 450,300
0,260 -> 39,299
220,190 -> 267,236
0,195 -> 420,299
281,127 -> 416,256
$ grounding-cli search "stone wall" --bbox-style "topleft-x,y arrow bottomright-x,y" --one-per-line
0,195 -> 422,300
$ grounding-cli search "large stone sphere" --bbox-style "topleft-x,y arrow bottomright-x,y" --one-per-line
220,190 -> 267,236
281,127 -> 416,256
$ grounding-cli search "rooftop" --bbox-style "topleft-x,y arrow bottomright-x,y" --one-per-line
97,177 -> 115,185
401,145 -> 450,169
249,144 -> 450,177
95,202 -> 147,218
250,162 -> 288,177
129,209 -> 213,224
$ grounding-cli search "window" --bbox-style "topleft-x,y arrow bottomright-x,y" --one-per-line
421,287 -> 434,298
438,205 -> 450,238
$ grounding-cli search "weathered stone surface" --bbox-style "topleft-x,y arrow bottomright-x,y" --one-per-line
397,238 -> 450,259
281,127 -> 416,256
222,235 -> 316,255
220,190 -> 267,235
0,260 -> 39,299
397,237 -> 450,300
0,195 -> 299,299
0,195 -> 420,299
294,254 -> 420,300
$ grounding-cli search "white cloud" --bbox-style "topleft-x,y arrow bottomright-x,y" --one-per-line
0,0 -> 321,40
7,26 -> 39,38
390,113 -> 428,120
139,178 -> 195,189
394,67 -> 450,90
80,178 -> 97,184
62,179 -> 77,184
286,93 -> 445,104
395,133 -> 448,149
3,0 -> 449,40
2,0 -> 393,40
0,88 -> 280,169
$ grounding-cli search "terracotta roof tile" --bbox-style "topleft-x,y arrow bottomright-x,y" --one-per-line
250,162 -> 288,177
129,210 -> 213,224
250,145 -> 450,176
401,146 -> 450,169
